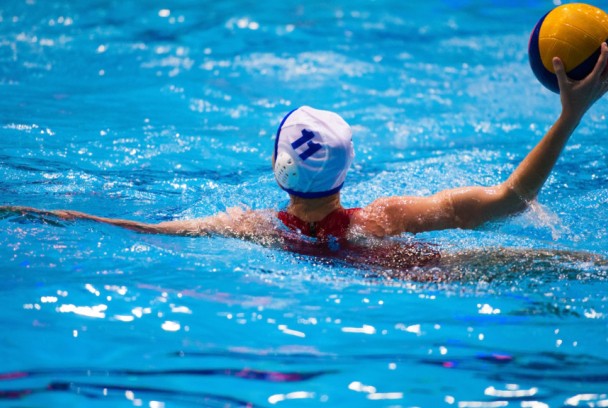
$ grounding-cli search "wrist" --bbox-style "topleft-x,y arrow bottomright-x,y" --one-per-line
558,109 -> 583,129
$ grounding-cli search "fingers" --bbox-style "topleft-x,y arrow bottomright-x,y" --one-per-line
553,43 -> 608,98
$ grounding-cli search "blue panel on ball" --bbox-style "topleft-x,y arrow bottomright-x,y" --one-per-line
528,11 -> 560,93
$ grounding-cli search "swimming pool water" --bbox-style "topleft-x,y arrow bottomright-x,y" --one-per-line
1,0 -> 608,406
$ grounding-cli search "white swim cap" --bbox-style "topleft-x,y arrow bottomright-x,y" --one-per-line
274,106 -> 354,198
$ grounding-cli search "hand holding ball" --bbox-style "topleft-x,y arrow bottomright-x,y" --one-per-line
529,3 -> 608,93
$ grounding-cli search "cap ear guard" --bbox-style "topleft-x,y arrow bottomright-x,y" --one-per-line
274,151 -> 300,190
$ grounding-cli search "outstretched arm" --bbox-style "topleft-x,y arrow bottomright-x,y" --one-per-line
506,43 -> 608,200
0,205 -> 278,239
354,43 -> 608,237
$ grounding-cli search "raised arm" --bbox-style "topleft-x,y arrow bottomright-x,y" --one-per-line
0,205 -> 278,240
353,43 -> 608,237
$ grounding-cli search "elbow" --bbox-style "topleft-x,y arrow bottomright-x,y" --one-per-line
500,183 -> 536,214
498,183 -> 533,216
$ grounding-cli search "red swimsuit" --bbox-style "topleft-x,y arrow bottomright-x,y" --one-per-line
277,208 -> 360,240
276,208 -> 441,272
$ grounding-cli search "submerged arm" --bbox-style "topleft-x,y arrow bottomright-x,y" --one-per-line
355,43 -> 608,237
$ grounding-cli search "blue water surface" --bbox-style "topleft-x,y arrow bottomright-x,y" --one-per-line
2,0 -> 608,406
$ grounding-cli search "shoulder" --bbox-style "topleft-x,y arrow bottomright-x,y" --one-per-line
349,194 -> 455,237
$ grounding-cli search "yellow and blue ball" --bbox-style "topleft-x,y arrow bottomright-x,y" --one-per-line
528,3 -> 608,93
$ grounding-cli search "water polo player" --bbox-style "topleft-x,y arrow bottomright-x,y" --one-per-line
3,43 -> 608,269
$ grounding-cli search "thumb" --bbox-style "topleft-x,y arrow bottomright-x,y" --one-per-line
593,42 -> 608,80
552,57 -> 568,90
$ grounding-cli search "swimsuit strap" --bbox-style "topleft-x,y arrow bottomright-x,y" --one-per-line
277,208 -> 361,240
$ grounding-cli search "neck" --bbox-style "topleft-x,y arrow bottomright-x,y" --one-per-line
287,193 -> 342,222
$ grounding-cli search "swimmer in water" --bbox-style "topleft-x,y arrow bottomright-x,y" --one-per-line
3,44 -> 608,272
